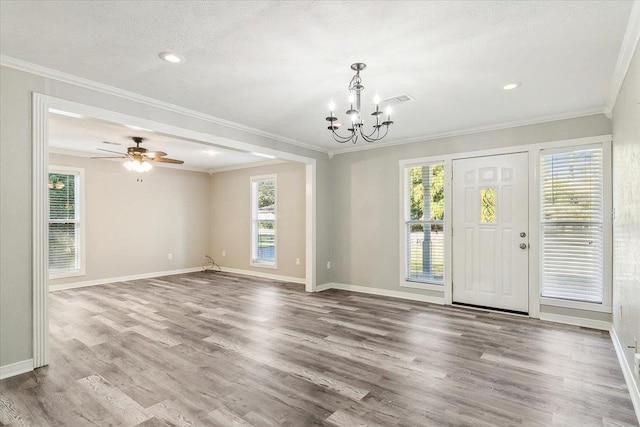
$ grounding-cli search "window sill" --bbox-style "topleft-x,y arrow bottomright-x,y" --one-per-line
250,261 -> 277,270
49,269 -> 85,280
539,297 -> 612,313
400,280 -> 445,292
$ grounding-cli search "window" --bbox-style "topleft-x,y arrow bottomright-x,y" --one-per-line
403,163 -> 445,284
540,146 -> 604,303
251,175 -> 277,267
49,167 -> 84,278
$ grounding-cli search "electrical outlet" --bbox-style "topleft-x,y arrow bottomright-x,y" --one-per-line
296,258 -> 300,266
327,261 -> 331,270
168,253 -> 173,260
222,250 -> 226,257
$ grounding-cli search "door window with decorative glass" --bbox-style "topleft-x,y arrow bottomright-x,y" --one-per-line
404,163 -> 445,284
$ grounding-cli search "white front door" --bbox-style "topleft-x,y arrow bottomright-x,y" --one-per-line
452,153 -> 529,313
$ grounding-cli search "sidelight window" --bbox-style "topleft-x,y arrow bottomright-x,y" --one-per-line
540,146 -> 605,303
403,163 -> 445,284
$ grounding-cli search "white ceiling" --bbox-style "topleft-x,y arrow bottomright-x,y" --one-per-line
0,1 -> 634,153
48,113 -> 274,172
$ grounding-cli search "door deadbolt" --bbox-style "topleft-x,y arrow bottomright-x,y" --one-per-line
519,243 -> 527,249
520,232 -> 526,238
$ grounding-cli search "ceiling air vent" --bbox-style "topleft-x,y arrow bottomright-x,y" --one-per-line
381,94 -> 414,105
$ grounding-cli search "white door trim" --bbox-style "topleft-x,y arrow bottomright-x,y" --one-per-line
32,93 -> 318,368
398,134 -> 612,318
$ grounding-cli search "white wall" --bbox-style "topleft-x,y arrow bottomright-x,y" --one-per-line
329,114 -> 613,314
210,161 -> 306,279
0,65 -> 332,368
48,153 -> 211,287
612,43 -> 640,386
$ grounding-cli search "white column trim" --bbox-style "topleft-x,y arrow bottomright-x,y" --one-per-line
32,93 -> 49,368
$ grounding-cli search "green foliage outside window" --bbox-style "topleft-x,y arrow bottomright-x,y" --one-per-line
410,165 -> 444,221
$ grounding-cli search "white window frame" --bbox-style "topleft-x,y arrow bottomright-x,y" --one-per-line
250,174 -> 277,269
538,143 -> 612,312
48,165 -> 85,280
400,161 -> 448,291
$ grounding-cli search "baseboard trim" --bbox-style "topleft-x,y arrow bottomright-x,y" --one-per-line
220,267 -> 305,285
315,283 -> 333,292
610,325 -> 640,424
538,312 -> 611,331
0,359 -> 34,380
315,282 -> 445,304
49,267 -> 203,291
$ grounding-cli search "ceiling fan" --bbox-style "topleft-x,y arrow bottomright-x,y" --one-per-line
92,136 -> 184,172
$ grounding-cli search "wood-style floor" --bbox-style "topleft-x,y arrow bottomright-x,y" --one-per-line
0,272 -> 636,426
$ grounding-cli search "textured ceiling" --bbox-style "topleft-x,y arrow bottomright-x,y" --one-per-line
0,1 -> 633,152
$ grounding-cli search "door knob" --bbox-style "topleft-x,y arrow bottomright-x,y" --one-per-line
519,243 -> 527,249
520,232 -> 526,238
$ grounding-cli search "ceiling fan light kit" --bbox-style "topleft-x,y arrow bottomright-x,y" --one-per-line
325,63 -> 394,144
123,159 -> 152,172
92,136 -> 184,173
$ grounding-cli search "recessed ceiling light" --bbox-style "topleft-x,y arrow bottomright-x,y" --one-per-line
503,82 -> 521,90
158,51 -> 185,64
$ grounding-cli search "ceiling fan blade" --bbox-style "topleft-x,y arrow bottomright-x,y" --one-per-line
152,157 -> 184,164
97,147 -> 127,155
90,156 -> 128,159
144,151 -> 168,158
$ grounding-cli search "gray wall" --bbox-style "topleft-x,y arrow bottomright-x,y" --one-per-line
612,43 -> 640,379
329,114 -> 612,305
48,153 -> 211,287
0,65 -> 331,367
210,162 -> 306,279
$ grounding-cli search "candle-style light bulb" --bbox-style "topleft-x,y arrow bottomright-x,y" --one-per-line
348,92 -> 355,104
328,100 -> 335,113
373,93 -> 381,105
385,105 -> 392,119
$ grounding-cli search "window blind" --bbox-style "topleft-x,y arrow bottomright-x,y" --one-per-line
49,172 -> 80,273
540,147 -> 603,303
405,163 -> 444,284
251,177 -> 276,263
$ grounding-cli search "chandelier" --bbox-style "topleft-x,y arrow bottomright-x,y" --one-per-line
325,63 -> 393,144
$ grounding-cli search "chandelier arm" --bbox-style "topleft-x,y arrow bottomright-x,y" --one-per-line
360,125 -> 390,143
331,128 -> 357,144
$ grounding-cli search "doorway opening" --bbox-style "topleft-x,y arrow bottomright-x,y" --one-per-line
32,93 -> 317,369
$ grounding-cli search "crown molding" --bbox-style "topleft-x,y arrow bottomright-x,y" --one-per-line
207,159 -> 287,175
604,0 -> 640,116
328,108 -> 606,156
0,55 -> 328,155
